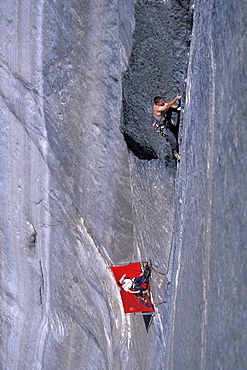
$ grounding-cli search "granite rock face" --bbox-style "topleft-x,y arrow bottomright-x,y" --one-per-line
1,0 -> 247,369
168,1 -> 247,368
122,0 -> 190,164
1,1 -> 136,368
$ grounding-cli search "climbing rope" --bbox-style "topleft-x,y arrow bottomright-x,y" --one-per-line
151,266 -> 170,285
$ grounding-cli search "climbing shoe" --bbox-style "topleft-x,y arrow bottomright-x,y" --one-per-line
174,153 -> 181,161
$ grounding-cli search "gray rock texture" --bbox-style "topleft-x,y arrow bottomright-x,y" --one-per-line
1,1 -> 136,368
168,1 -> 247,368
122,0 -> 190,163
1,0 -> 246,369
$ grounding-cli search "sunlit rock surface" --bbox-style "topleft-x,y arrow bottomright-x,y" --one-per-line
1,1 -> 136,368
1,0 -> 246,369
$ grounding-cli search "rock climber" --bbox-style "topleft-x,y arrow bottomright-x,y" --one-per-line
153,95 -> 181,160
118,274 -> 147,295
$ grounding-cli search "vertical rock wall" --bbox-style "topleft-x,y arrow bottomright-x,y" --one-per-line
169,0 -> 247,368
0,0 -> 193,368
121,1 -> 191,368
2,0 -> 246,369
1,0 -> 192,368
122,0 -> 190,163
1,0 -> 136,368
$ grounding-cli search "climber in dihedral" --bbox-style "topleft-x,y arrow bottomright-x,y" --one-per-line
153,95 -> 181,161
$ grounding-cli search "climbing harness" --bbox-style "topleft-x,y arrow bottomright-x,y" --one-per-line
152,121 -> 168,136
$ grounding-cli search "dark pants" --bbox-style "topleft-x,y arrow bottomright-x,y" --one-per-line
155,121 -> 178,152
166,128 -> 178,151
133,276 -> 144,286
